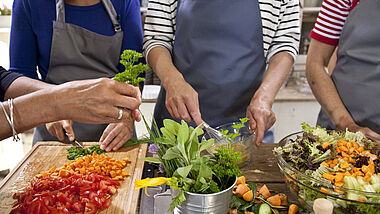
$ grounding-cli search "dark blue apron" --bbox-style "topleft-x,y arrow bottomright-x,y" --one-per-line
317,0 -> 380,134
153,0 -> 266,133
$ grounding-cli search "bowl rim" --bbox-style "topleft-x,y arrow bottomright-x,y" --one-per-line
274,131 -> 380,205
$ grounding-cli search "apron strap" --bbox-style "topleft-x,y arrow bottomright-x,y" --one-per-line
101,0 -> 122,32
56,0 -> 65,23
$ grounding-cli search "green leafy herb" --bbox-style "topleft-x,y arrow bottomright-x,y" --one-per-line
114,50 -> 148,86
211,146 -> 242,190
66,145 -> 105,160
139,118 -> 244,211
220,117 -> 249,144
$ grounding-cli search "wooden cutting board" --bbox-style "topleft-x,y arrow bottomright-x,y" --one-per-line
0,141 -> 147,214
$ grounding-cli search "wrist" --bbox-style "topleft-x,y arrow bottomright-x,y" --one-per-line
252,87 -> 275,108
161,70 -> 185,91
44,87 -> 67,121
332,113 -> 356,131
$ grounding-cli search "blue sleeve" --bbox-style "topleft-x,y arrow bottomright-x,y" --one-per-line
119,0 -> 145,86
119,0 -> 144,71
9,0 -> 39,79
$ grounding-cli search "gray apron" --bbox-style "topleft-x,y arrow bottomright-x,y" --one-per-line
317,0 -> 380,134
33,0 -> 123,143
153,0 -> 266,131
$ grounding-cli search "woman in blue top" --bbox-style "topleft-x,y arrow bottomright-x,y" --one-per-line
9,0 -> 143,151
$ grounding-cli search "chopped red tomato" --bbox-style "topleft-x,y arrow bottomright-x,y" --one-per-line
11,173 -> 119,214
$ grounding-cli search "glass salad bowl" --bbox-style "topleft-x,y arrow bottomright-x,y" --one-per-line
273,131 -> 380,214
205,121 -> 256,167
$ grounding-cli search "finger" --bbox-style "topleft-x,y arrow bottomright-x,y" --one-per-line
101,126 -> 121,152
99,124 -> 115,150
114,132 -> 133,151
185,98 -> 202,126
62,120 -> 74,141
177,102 -> 192,122
365,129 -> 380,142
106,131 -> 129,152
113,80 -> 139,98
55,123 -> 66,141
115,96 -> 141,111
46,124 -> 56,137
167,102 -> 180,119
110,108 -> 131,121
246,110 -> 257,131
254,117 -> 265,146
131,109 -> 141,122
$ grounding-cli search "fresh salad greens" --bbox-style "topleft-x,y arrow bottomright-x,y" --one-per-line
114,50 -> 147,86
274,123 -> 380,214
66,145 -> 105,160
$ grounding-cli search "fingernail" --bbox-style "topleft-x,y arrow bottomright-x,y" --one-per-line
113,147 -> 117,151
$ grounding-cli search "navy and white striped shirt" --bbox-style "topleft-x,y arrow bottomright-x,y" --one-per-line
143,0 -> 300,63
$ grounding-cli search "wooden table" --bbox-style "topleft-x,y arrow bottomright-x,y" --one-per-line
240,143 -> 296,202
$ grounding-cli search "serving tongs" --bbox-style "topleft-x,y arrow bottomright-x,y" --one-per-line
65,132 -> 84,148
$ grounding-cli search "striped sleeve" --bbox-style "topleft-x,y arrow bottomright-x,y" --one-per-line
309,0 -> 355,46
266,0 -> 300,61
143,0 -> 177,64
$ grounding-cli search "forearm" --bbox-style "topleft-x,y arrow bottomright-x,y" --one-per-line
147,46 -> 185,89
306,40 -> 353,130
4,76 -> 52,100
253,52 -> 294,105
0,89 -> 60,139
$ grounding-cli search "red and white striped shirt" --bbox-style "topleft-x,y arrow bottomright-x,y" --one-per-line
310,0 -> 359,46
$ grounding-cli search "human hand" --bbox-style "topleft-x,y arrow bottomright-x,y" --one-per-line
53,78 -> 141,124
165,78 -> 203,126
339,123 -> 380,143
246,96 -> 276,146
46,120 -> 74,141
99,119 -> 134,152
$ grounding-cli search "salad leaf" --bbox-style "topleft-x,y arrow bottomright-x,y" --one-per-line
312,149 -> 332,164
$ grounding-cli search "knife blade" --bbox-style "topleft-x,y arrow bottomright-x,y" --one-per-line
65,132 -> 84,148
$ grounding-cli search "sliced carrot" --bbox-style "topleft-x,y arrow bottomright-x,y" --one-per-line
334,188 -> 345,194
368,154 -> 378,161
229,209 -> 238,214
320,187 -> 330,194
259,184 -> 272,199
235,184 -> 250,197
323,173 -> 335,182
335,173 -> 344,182
267,194 -> 281,206
340,161 -> 349,169
322,142 -> 330,149
236,176 -> 246,186
288,204 -> 299,214
243,190 -> 254,202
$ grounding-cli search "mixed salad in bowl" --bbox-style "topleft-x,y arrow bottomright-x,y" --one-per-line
274,123 -> 380,214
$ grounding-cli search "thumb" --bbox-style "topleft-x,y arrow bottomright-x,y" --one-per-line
62,120 -> 75,141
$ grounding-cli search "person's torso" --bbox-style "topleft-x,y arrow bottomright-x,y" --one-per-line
321,0 -> 380,133
24,0 -> 129,80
